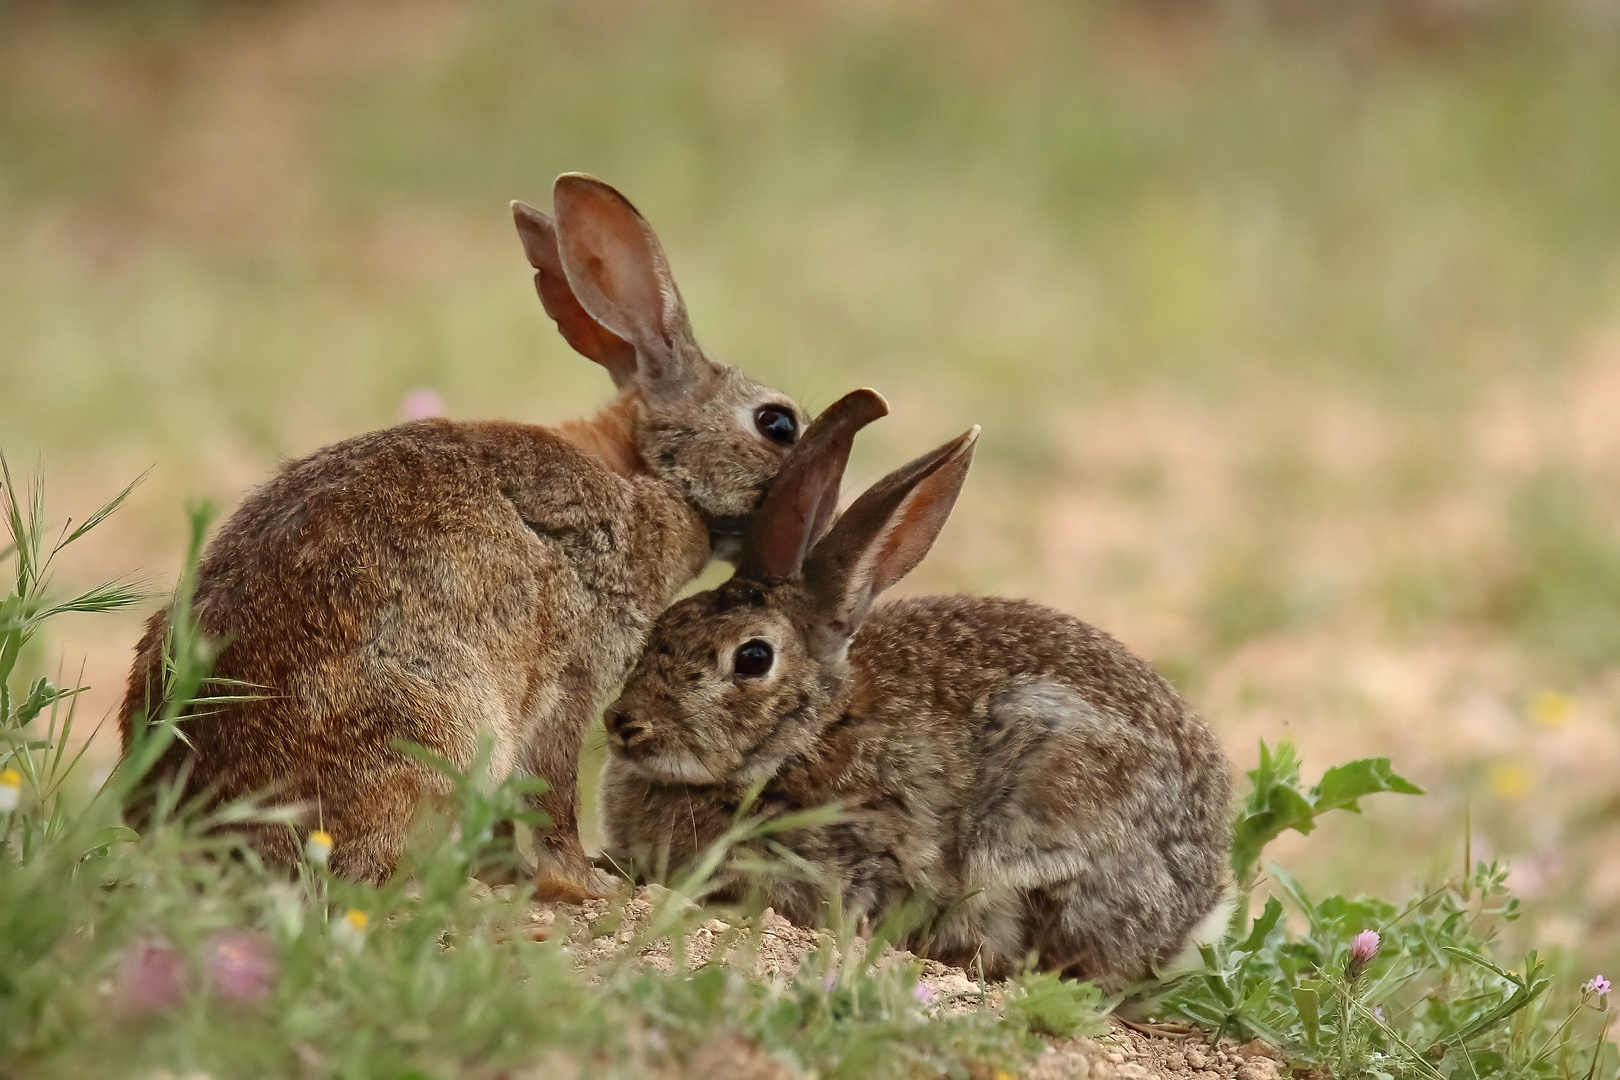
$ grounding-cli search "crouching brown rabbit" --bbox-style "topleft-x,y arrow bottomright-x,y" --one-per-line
600,394 -> 1232,982
119,174 -> 814,898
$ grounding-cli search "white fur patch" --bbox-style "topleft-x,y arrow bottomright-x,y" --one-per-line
1163,882 -> 1238,973
632,751 -> 718,784
966,846 -> 1095,892
733,755 -> 785,787
992,679 -> 1123,736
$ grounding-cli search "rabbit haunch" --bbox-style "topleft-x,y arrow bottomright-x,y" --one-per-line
118,174 -> 811,896
599,402 -> 1231,983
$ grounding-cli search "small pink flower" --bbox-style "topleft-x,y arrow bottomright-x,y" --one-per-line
1350,930 -> 1380,966
1586,976 -> 1611,998
823,973 -> 837,992
913,983 -> 937,1005
399,388 -> 445,422
117,938 -> 185,1013
204,929 -> 276,1002
1371,1005 -> 1385,1023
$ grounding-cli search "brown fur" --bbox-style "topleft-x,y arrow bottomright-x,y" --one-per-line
600,426 -> 1232,984
118,175 -> 809,891
554,393 -> 645,478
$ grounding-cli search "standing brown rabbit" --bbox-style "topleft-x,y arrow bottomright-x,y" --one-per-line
119,174 -> 814,897
600,394 -> 1232,982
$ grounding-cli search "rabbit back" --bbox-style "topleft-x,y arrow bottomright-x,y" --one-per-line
849,595 -> 1231,981
124,416 -> 709,881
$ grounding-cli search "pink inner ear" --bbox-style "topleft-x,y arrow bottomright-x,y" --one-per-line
515,198 -> 639,385
865,493 -> 935,598
865,435 -> 975,597
535,267 -> 639,386
807,426 -> 977,631
748,458 -> 840,581
553,181 -> 672,350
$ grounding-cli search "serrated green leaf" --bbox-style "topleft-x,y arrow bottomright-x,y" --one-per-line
1440,946 -> 1522,987
1231,782 -> 1316,884
1232,742 -> 1424,885
1312,758 -> 1425,812
1432,950 -> 1550,1048
1239,896 -> 1285,953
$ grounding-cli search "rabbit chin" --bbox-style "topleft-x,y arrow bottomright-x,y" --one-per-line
615,746 -> 784,787
707,518 -> 750,562
619,748 -> 724,785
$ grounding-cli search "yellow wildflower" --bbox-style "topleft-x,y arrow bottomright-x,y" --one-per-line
1530,691 -> 1574,729
332,908 -> 368,952
305,829 -> 333,867
1489,763 -> 1533,800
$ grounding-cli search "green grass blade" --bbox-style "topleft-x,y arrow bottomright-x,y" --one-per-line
61,469 -> 148,548
36,580 -> 144,619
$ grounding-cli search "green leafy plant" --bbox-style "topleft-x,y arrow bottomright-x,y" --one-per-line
1,456 -> 143,858
1164,741 -> 1613,1080
1003,972 -> 1108,1039
1230,739 -> 1423,888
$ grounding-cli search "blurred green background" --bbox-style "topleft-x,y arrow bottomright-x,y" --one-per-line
5,0 -> 1620,966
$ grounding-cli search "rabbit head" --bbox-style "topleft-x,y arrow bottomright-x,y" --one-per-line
513,174 -> 805,548
605,393 -> 978,786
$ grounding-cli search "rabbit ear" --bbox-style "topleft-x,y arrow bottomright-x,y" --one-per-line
803,426 -> 979,649
737,388 -> 890,582
551,173 -> 701,397
513,200 -> 640,387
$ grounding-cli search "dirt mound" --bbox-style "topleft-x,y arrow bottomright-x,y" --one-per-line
525,886 -> 1290,1080
525,884 -> 980,1003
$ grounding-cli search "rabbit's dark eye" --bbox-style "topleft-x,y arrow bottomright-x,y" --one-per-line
734,639 -> 774,678
755,405 -> 798,446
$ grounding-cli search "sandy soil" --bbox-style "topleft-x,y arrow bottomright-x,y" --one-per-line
522,885 -> 1292,1080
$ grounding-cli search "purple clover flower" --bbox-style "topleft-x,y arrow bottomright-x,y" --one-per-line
117,938 -> 185,1014
1351,930 -> 1381,965
914,983 -> 937,1005
399,389 -> 445,422
204,929 -> 276,1002
1586,975 -> 1611,998
1345,929 -> 1380,979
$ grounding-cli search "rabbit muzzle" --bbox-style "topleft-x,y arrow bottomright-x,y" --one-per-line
604,706 -> 649,749
602,702 -> 719,784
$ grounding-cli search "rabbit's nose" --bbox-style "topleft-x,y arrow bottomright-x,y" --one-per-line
606,709 -> 647,746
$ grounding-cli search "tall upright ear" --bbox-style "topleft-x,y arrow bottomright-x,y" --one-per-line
551,173 -> 698,394
513,200 -> 639,387
736,388 -> 890,582
804,426 -> 979,644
